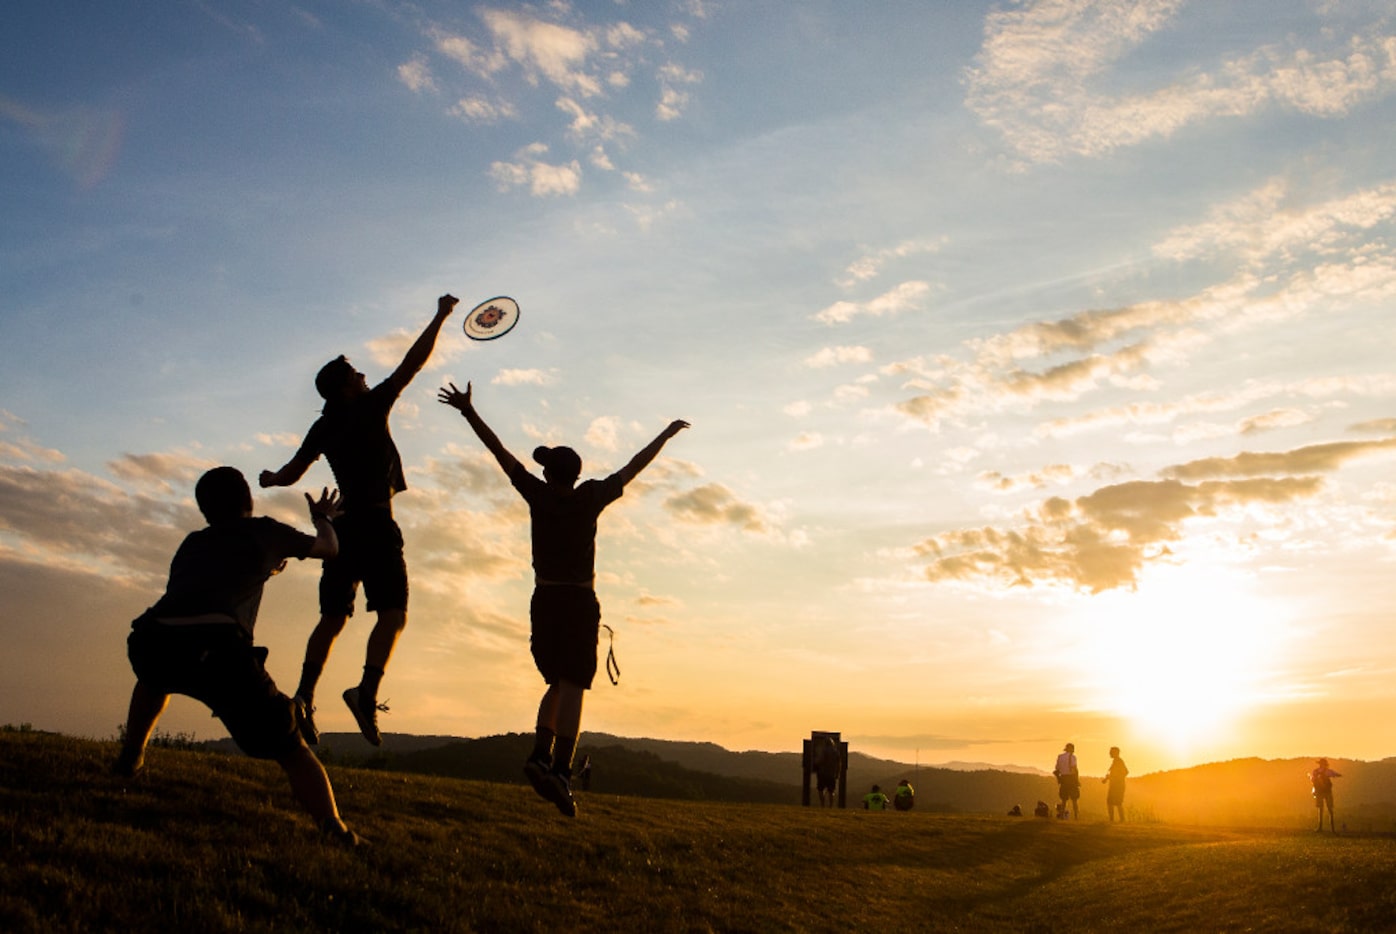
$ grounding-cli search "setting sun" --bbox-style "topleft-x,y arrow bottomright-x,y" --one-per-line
1074,564 -> 1292,756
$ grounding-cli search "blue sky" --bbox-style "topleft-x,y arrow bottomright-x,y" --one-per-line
4,0 -> 1396,775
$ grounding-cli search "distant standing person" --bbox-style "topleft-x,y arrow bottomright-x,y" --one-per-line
1054,742 -> 1080,819
862,784 -> 890,811
438,380 -> 688,818
1102,746 -> 1129,822
113,467 -> 358,844
261,294 -> 459,746
1311,757 -> 1341,832
578,754 -> 592,792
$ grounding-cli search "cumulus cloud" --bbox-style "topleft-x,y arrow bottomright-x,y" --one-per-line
397,56 -> 437,93
664,482 -> 771,533
451,95 -> 518,122
916,434 -> 1396,593
656,62 -> 703,121
106,451 -> 215,493
490,143 -> 583,197
814,281 -> 932,325
965,1 -> 1396,164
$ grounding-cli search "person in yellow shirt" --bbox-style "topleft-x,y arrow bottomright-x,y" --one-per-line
894,778 -> 916,811
862,784 -> 891,810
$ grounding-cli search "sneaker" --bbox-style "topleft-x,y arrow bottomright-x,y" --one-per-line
542,770 -> 578,818
523,756 -> 552,801
343,687 -> 387,746
292,695 -> 319,746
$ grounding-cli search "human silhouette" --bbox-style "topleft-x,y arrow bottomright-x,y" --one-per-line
113,467 -> 358,844
862,784 -> 890,810
578,754 -> 592,791
812,735 -> 840,807
1053,742 -> 1080,819
1103,745 -> 1128,822
1311,757 -> 1341,832
438,380 -> 688,817
261,294 -> 459,745
894,778 -> 916,811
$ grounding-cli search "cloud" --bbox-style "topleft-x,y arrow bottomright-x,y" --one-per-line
493,368 -> 556,386
106,451 -> 215,494
0,462 -> 192,584
838,238 -> 948,287
397,56 -> 438,94
804,346 -> 873,369
490,144 -> 582,197
1161,438 -> 1396,481
663,482 -> 771,533
965,1 -> 1396,164
975,464 -> 1078,494
555,96 -> 633,142
814,281 -> 931,325
451,95 -> 518,123
585,416 -> 624,452
479,9 -> 602,97
916,434 -> 1396,593
656,62 -> 703,121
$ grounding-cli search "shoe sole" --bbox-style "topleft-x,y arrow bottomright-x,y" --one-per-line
343,688 -> 382,746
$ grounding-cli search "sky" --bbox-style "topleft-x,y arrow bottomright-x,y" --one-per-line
3,1 -> 1396,777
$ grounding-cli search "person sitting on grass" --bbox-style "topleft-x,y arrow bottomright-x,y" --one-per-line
113,466 -> 359,845
438,380 -> 689,818
863,784 -> 891,810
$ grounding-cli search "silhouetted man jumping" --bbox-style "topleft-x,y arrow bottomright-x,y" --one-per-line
261,294 -> 458,745
438,379 -> 688,817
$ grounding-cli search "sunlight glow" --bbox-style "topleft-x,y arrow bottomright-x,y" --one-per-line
1072,563 -> 1291,757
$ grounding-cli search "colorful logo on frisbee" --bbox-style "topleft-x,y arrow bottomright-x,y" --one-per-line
473,305 -> 504,330
463,296 -> 520,341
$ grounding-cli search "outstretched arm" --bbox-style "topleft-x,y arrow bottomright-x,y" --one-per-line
387,294 -> 460,392
617,419 -> 690,486
437,381 -> 521,475
260,446 -> 318,489
304,487 -> 343,559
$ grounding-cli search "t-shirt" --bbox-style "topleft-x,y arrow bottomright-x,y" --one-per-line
508,462 -> 623,584
295,380 -> 406,510
145,517 -> 315,637
1055,752 -> 1078,778
863,792 -> 890,810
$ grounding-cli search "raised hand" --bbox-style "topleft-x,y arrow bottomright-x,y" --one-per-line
437,380 -> 473,412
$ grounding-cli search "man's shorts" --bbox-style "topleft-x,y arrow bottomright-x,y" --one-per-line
319,507 -> 408,617
1058,775 -> 1081,802
127,618 -> 298,760
530,585 -> 600,689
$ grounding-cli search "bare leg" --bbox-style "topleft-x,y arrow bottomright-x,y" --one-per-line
364,608 -> 406,675
116,682 -> 169,775
277,740 -> 343,825
297,613 -> 349,702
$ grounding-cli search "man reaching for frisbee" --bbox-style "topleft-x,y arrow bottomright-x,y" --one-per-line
260,293 -> 458,745
438,380 -> 688,817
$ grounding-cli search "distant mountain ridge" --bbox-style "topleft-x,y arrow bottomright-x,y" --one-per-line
202,731 -> 1396,827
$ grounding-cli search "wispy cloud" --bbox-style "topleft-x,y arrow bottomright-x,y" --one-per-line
814,281 -> 931,325
965,1 -> 1396,164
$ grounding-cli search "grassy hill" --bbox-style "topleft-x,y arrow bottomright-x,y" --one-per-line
5,728 -> 1396,932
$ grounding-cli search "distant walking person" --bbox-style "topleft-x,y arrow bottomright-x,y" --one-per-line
1054,742 -> 1080,819
114,467 -> 358,844
1311,757 -> 1341,832
862,784 -> 890,810
438,380 -> 688,818
261,294 -> 459,745
1103,746 -> 1129,822
578,754 -> 593,791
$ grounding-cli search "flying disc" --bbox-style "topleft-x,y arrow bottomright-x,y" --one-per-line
463,296 -> 520,341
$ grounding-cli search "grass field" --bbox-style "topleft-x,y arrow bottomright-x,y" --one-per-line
3,729 -> 1396,932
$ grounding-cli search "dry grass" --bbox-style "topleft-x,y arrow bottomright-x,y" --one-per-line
2,729 -> 1394,932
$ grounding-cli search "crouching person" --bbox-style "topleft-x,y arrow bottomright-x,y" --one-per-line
113,466 -> 359,845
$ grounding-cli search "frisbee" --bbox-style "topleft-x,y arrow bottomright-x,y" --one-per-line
463,296 -> 520,341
